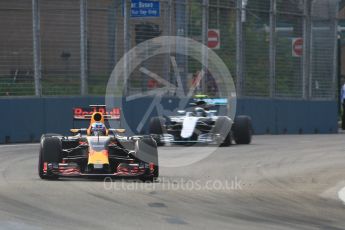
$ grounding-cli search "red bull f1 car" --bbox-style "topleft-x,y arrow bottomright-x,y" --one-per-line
38,105 -> 159,181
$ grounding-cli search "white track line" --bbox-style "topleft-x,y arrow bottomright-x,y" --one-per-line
338,187 -> 345,204
0,143 -> 38,148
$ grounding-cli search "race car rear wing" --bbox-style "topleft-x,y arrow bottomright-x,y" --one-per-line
73,105 -> 121,120
192,98 -> 228,106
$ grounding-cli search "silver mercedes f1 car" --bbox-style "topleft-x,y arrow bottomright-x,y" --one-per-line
149,97 -> 252,146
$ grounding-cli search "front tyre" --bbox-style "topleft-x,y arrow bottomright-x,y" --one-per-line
212,116 -> 233,147
221,131 -> 232,147
149,117 -> 166,146
41,133 -> 62,139
134,138 -> 159,181
38,136 -> 62,180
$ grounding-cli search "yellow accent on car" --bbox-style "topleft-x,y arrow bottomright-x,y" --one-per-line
88,150 -> 109,165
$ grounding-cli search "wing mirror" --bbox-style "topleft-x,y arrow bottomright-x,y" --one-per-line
70,128 -> 87,134
109,128 -> 126,133
70,129 -> 81,134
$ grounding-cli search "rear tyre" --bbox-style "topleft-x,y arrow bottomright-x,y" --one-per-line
212,116 -> 232,147
232,116 -> 252,145
38,136 -> 62,180
149,117 -> 166,146
134,138 -> 159,181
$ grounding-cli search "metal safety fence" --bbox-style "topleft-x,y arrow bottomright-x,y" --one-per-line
0,0 -> 339,99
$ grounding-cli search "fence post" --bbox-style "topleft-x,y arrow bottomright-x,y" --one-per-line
201,0 -> 209,94
303,0 -> 311,99
32,0 -> 42,96
175,0 -> 188,93
163,0 -> 172,85
109,0 -> 118,72
80,0 -> 88,95
236,0 -> 243,97
123,0 -> 129,95
269,0 -> 276,98
332,2 -> 339,99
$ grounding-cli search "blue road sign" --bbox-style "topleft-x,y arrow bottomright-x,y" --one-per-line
130,0 -> 160,18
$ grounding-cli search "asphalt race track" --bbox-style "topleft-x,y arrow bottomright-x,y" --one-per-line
1,135 -> 345,230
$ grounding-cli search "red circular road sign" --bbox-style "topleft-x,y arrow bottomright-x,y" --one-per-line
292,38 -> 303,57
208,29 -> 220,49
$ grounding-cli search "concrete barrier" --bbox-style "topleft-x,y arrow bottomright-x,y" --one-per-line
0,96 -> 338,143
237,98 -> 338,135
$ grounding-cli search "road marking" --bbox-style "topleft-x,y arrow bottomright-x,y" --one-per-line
0,143 -> 38,148
338,186 -> 345,204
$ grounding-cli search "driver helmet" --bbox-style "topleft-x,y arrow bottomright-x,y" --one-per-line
194,107 -> 207,117
91,121 -> 106,136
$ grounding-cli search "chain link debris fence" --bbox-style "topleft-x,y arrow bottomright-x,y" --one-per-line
0,0 -> 339,100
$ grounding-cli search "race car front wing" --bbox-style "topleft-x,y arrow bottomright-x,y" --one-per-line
153,133 -> 223,145
43,162 -> 154,178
